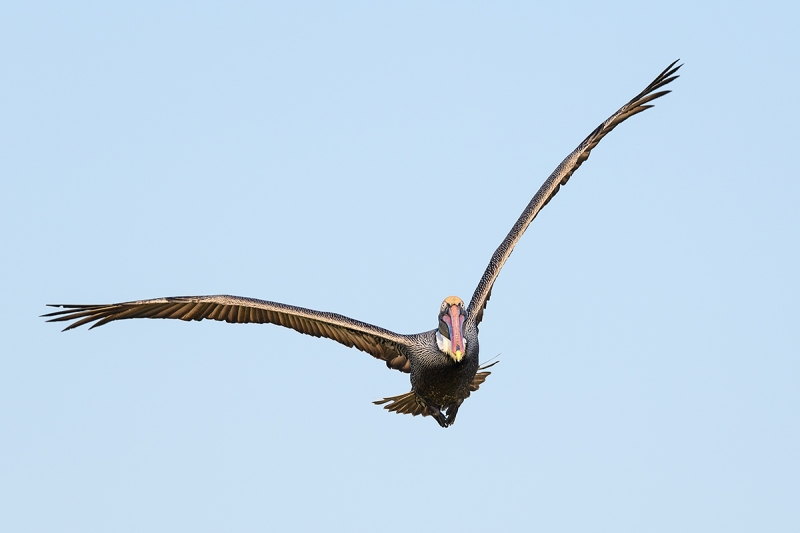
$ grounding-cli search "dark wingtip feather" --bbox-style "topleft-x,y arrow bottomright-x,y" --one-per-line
42,304 -> 107,331
660,59 -> 682,78
59,320 -> 85,332
41,305 -> 68,318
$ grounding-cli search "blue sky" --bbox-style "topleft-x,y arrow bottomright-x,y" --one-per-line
2,2 -> 798,531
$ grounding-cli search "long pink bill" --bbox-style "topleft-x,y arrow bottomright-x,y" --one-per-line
443,305 -> 465,357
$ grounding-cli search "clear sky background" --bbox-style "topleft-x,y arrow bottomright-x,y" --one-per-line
2,2 -> 798,532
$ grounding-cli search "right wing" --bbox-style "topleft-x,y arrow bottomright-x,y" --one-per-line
43,294 -> 413,372
467,60 -> 681,326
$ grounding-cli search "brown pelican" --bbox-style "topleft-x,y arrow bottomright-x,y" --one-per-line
44,60 -> 681,428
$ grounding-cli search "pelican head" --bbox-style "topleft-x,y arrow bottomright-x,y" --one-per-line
436,296 -> 467,363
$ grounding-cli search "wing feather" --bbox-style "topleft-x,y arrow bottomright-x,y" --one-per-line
43,295 -> 413,373
467,60 -> 681,325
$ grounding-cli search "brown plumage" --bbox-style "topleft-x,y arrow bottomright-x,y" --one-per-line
44,60 -> 681,428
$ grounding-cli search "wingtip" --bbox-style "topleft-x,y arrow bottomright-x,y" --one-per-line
654,60 -> 682,84
41,308 -> 69,319
666,59 -> 683,76
57,320 -> 77,332
41,304 -> 61,318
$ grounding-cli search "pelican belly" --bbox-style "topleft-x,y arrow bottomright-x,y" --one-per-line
410,330 -> 480,407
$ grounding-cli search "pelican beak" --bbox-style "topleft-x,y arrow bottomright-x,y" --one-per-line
446,304 -> 465,362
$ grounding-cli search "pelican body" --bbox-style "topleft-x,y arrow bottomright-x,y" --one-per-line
44,61 -> 681,428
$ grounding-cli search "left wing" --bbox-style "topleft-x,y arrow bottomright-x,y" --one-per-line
43,295 -> 413,372
467,60 -> 681,326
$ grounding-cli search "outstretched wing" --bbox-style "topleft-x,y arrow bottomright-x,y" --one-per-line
43,295 -> 413,372
467,60 -> 681,326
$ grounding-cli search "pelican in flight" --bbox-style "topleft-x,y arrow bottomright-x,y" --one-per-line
44,61 -> 681,428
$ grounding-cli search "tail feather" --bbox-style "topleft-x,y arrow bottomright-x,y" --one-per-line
373,391 -> 428,416
467,360 -> 498,395
374,360 -> 499,414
